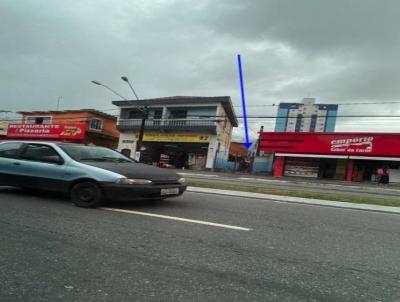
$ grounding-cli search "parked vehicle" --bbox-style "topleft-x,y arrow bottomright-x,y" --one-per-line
0,141 -> 186,207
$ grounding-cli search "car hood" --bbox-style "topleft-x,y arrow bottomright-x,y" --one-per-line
83,161 -> 180,181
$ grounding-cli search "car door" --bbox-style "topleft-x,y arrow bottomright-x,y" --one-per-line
0,142 -> 24,185
14,143 -> 69,192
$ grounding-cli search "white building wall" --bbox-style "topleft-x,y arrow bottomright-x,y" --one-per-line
204,103 -> 236,169
316,109 -> 327,132
286,108 -> 298,131
118,131 -> 138,155
300,102 -> 315,132
117,101 -> 236,170
205,135 -> 218,169
282,98 -> 331,132
0,121 -> 9,136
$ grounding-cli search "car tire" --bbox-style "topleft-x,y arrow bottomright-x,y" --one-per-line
70,181 -> 104,208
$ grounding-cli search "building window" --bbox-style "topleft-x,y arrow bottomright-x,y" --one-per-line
26,116 -> 52,124
128,109 -> 144,119
169,110 -> 187,119
275,108 -> 289,132
153,109 -> 163,125
295,114 -> 303,132
90,118 -> 103,130
310,114 -> 317,132
168,110 -> 187,126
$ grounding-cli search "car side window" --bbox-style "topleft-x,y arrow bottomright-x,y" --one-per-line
0,142 -> 23,158
19,144 -> 63,164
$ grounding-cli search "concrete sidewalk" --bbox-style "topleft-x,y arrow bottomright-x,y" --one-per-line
187,186 -> 400,215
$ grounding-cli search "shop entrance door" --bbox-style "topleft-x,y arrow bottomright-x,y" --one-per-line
284,157 -> 320,178
319,159 -> 337,179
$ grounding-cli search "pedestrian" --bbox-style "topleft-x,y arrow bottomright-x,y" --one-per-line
376,167 -> 384,184
381,166 -> 390,186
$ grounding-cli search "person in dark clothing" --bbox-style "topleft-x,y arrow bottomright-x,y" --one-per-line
377,167 -> 384,184
381,166 -> 390,185
175,152 -> 188,169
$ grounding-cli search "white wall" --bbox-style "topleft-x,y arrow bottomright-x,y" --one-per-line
206,135 -> 218,169
0,121 -> 9,136
118,131 -> 138,154
390,169 -> 400,183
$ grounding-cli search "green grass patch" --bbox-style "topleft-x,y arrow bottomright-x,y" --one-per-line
188,180 -> 400,207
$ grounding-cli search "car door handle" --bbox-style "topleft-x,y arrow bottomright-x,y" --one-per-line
13,162 -> 21,166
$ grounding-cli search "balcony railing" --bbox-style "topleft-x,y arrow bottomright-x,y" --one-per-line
117,118 -> 219,132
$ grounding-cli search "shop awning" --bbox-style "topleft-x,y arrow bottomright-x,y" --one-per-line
275,153 -> 348,159
275,153 -> 400,161
349,156 -> 400,161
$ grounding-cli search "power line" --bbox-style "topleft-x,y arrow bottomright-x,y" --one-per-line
5,114 -> 400,123
16,99 -> 400,115
231,100 -> 400,108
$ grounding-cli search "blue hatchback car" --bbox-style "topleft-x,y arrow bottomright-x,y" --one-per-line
0,141 -> 187,207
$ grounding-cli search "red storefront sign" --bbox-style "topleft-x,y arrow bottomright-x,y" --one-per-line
259,132 -> 400,157
7,123 -> 86,140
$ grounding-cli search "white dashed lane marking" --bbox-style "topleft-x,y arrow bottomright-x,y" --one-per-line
100,207 -> 252,231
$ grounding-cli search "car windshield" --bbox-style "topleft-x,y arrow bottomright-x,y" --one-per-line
58,144 -> 133,163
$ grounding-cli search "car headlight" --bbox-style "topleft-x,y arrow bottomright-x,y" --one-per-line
178,177 -> 186,184
116,178 -> 152,185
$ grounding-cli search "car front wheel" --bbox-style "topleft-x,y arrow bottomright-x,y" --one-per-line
70,181 -> 104,208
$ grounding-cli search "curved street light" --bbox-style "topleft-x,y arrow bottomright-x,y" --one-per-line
91,80 -> 127,100
121,76 -> 139,101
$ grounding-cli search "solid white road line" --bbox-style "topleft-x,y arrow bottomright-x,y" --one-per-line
178,173 -> 219,178
239,177 -> 289,183
100,207 -> 252,231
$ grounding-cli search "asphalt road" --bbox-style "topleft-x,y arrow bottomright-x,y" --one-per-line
1,187 -> 400,301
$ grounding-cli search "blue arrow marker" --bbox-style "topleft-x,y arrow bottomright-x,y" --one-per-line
237,54 -> 252,149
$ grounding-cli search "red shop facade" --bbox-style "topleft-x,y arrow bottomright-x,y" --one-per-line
259,132 -> 400,182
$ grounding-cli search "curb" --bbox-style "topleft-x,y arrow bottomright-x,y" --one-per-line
179,172 -> 400,194
187,187 -> 400,215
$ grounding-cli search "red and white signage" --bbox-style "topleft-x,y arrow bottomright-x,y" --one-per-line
7,123 -> 86,140
259,132 -> 400,157
330,136 -> 374,153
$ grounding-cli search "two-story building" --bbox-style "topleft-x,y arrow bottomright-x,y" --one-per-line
6,110 -> 119,148
113,96 -> 238,170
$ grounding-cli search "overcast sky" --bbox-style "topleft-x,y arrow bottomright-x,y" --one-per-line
1,0 -> 400,140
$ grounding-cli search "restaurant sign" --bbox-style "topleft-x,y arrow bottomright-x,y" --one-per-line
7,123 -> 86,139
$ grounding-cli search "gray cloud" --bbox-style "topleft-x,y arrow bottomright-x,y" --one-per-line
1,0 -> 400,140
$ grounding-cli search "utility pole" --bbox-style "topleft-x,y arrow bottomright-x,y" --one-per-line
256,126 -> 264,156
56,96 -> 62,110
121,76 -> 146,158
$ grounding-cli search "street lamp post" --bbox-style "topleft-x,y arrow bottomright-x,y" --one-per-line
91,78 -> 146,161
91,81 -> 128,100
121,76 -> 139,100
121,76 -> 147,155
